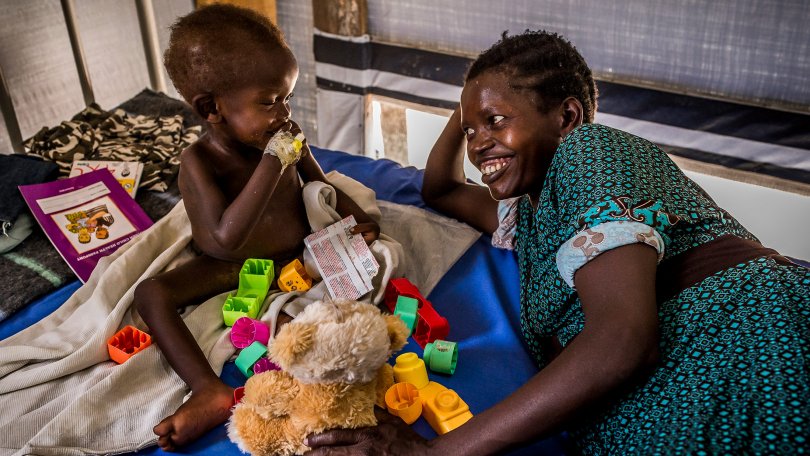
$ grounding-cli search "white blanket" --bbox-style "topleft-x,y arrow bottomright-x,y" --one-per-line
0,173 -> 479,456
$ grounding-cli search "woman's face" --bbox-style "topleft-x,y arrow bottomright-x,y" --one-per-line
460,70 -> 564,202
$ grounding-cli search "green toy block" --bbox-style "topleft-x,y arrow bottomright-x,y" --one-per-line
223,295 -> 260,327
235,341 -> 268,378
222,259 -> 275,326
394,295 -> 419,336
237,259 -> 275,305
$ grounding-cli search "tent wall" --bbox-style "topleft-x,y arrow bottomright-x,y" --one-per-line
365,0 -> 810,112
0,0 -> 193,154
1,0 -> 808,161
311,0 -> 810,188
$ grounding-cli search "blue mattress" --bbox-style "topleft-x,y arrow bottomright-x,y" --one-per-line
0,147 -> 568,455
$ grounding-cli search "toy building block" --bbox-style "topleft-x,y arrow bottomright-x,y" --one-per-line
235,341 -> 268,378
391,352 -> 472,434
230,317 -> 271,349
392,353 -> 429,389
107,325 -> 151,364
277,259 -> 312,292
385,382 -> 422,424
423,339 -> 458,375
419,382 -> 473,435
384,278 -> 450,348
234,386 -> 246,404
223,296 -> 261,327
252,357 -> 281,375
394,296 -> 419,336
237,258 -> 274,303
223,258 -> 274,326
412,300 -> 449,348
384,278 -> 422,313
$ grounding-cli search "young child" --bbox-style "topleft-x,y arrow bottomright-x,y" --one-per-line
134,5 -> 379,451
306,31 -> 809,455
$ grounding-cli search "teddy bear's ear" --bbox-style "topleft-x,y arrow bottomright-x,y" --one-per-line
270,322 -> 314,367
384,314 -> 409,352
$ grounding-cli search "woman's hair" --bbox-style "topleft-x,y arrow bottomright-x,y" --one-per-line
164,4 -> 288,102
467,30 -> 597,122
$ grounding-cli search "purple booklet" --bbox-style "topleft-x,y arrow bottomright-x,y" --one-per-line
19,169 -> 153,282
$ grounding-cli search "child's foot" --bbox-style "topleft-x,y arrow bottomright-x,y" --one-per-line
154,381 -> 234,451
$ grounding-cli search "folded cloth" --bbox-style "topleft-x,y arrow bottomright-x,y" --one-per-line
0,172 -> 478,455
24,104 -> 201,192
0,154 -> 58,233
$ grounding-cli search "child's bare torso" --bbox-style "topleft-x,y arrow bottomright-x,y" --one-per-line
183,141 -> 310,263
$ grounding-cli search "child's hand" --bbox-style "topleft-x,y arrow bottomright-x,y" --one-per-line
351,222 -> 380,245
287,119 -> 304,138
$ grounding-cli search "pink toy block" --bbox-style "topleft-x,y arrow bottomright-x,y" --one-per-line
230,317 -> 270,349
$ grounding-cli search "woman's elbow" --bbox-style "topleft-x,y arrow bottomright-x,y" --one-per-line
628,334 -> 660,378
421,187 -> 439,206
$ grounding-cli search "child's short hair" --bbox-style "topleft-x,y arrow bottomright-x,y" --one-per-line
164,4 -> 288,102
467,30 -> 597,123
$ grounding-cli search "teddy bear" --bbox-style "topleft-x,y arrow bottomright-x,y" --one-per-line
227,299 -> 410,456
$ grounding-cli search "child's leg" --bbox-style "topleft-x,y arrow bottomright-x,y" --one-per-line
134,254 -> 243,451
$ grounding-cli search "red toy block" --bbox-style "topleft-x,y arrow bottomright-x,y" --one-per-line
384,278 -> 423,313
107,325 -> 151,364
385,278 -> 450,348
413,299 -> 449,348
234,386 -> 245,405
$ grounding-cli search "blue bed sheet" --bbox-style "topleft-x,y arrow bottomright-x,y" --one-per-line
0,147 -> 568,455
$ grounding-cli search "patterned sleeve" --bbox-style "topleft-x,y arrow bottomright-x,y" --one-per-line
549,125 -> 685,288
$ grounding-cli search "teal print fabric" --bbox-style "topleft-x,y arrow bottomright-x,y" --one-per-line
515,124 -> 810,454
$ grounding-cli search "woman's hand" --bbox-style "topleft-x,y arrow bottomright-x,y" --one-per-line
351,222 -> 380,245
304,408 -> 431,456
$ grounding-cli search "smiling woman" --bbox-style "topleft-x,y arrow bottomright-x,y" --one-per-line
304,29 -> 810,456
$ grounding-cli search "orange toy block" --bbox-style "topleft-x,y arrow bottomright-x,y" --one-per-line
277,259 -> 312,292
107,325 -> 151,364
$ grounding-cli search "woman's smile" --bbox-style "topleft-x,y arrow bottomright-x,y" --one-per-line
480,156 -> 513,184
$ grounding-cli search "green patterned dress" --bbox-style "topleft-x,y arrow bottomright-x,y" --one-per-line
515,124 -> 809,454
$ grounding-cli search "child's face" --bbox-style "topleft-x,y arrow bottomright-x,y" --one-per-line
460,70 -> 563,202
215,48 -> 299,150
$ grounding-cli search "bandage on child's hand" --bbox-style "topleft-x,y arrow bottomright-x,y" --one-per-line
264,130 -> 306,169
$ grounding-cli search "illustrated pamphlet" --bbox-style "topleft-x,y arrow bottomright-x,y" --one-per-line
69,160 -> 144,197
304,216 -> 379,300
19,169 -> 153,282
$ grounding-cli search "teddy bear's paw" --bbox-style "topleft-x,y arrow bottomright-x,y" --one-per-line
228,405 -> 299,456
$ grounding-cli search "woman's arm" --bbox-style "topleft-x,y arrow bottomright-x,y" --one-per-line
429,243 -> 660,454
421,107 -> 499,235
305,243 -> 660,455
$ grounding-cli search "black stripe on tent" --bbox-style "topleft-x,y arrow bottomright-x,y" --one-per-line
314,34 -> 469,86
314,34 -> 371,71
661,144 -> 810,185
314,34 -> 810,151
316,77 -> 457,110
597,82 -> 810,151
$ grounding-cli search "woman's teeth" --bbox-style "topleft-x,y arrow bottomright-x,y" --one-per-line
481,158 -> 509,175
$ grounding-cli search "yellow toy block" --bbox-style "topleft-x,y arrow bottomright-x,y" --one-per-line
392,352 -> 473,434
277,259 -> 312,292
419,382 -> 473,435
